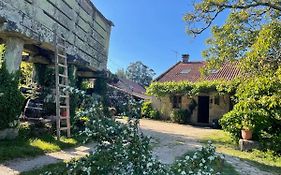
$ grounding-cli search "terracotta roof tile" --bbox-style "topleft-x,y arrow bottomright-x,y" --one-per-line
110,78 -> 149,99
203,62 -> 241,81
155,61 -> 241,82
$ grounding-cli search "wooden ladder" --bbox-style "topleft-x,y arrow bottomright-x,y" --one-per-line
54,34 -> 71,139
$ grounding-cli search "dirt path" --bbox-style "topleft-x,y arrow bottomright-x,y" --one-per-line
0,142 -> 96,175
0,119 -> 274,175
138,119 -> 274,175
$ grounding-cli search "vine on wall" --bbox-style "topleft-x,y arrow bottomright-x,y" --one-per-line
147,80 -> 239,97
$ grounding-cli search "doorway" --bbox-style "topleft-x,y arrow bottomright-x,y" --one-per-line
197,96 -> 209,123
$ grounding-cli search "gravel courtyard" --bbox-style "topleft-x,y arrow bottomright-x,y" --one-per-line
137,119 -> 274,175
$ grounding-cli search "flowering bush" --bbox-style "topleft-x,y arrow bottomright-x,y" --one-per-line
170,141 -> 224,175
43,87 -> 224,175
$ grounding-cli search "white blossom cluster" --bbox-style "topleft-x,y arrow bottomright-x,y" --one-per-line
43,86 -> 224,175
170,141 -> 224,175
63,86 -> 86,96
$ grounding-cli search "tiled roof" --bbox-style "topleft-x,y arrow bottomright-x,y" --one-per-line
203,62 -> 241,81
155,61 -> 241,82
109,78 -> 149,99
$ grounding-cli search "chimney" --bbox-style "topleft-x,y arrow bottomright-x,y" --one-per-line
182,54 -> 189,63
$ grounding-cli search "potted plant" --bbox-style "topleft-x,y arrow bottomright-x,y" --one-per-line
241,120 -> 253,140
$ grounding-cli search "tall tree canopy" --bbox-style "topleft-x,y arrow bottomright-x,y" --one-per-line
184,0 -> 281,75
115,68 -> 127,79
126,61 -> 155,87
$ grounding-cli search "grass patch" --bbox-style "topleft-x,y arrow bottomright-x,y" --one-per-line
21,162 -> 66,175
200,130 -> 281,174
0,134 -> 77,163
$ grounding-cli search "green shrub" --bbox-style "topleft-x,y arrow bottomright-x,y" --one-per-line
0,63 -> 25,130
150,110 -> 160,120
141,101 -> 160,120
171,109 -> 189,124
220,75 -> 281,153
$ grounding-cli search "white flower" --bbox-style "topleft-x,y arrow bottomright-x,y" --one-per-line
181,171 -> 186,175
201,158 -> 206,163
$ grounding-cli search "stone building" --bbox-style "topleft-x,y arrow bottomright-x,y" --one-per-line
0,0 -> 113,75
152,54 -> 241,126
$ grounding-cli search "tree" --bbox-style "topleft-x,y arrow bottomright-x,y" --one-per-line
115,68 -> 127,79
126,61 -> 155,87
184,0 -> 281,75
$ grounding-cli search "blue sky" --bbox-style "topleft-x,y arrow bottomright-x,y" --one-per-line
93,0 -> 226,76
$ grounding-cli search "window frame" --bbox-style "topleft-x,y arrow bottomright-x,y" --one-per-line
172,95 -> 182,108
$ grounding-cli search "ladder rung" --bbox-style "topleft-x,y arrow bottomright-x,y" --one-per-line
57,53 -> 67,58
60,106 -> 69,109
60,95 -> 69,98
59,84 -> 68,88
26,107 -> 43,110
57,44 -> 66,49
59,74 -> 67,78
58,63 -> 67,68
60,117 -> 69,120
60,127 -> 69,131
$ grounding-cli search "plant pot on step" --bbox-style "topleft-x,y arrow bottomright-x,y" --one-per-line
241,129 -> 252,140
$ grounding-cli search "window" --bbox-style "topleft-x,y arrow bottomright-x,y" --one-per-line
210,69 -> 219,74
180,68 -> 191,74
214,95 -> 220,105
172,95 -> 182,108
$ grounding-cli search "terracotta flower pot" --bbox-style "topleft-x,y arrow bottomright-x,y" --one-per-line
241,129 -> 252,140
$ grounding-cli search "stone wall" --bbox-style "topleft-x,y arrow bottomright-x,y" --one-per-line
0,0 -> 113,71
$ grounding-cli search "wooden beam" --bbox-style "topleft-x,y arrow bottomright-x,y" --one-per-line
77,71 -> 107,78
23,55 -> 51,64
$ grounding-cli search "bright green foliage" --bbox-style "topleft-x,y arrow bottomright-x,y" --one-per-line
0,44 -> 4,68
20,62 -> 33,87
141,101 -> 160,120
220,75 -> 281,153
147,80 -> 239,97
239,22 -> 281,75
184,0 -> 281,74
0,63 -> 25,130
171,109 -> 189,124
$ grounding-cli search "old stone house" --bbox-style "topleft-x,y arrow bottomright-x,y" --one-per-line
0,0 -> 113,75
152,54 -> 241,125
0,0 -> 113,137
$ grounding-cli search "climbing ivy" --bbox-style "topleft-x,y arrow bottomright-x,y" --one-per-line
146,79 -> 239,97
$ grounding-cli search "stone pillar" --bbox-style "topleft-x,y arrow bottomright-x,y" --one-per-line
4,37 -> 24,73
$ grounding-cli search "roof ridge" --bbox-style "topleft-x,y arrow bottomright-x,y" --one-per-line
154,61 -> 181,81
